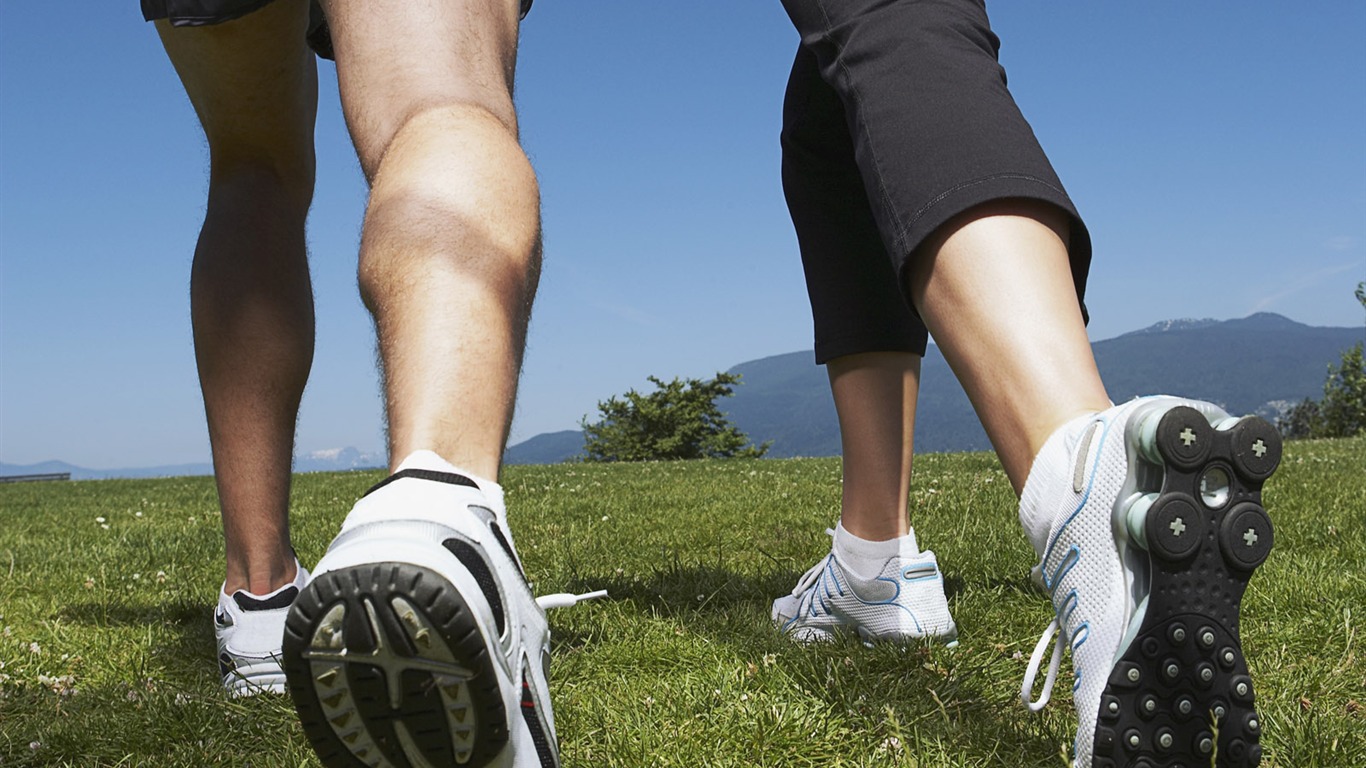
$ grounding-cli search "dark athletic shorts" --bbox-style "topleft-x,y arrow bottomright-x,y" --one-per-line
779,0 -> 1092,363
141,0 -> 534,60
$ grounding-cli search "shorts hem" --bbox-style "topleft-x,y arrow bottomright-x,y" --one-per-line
814,332 -> 928,366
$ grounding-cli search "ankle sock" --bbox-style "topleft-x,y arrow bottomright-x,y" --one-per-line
834,522 -> 919,580
395,449 -> 506,518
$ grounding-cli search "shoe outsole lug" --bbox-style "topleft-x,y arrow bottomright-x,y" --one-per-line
1144,495 -> 1203,562
1094,405 -> 1277,768
283,562 -> 509,768
1153,406 -> 1213,471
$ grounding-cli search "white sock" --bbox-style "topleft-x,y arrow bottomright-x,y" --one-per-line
394,449 -> 507,519
834,521 -> 919,580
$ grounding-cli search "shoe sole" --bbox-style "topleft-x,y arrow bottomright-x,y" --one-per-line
282,562 -> 509,768
221,660 -> 286,697
1094,404 -> 1280,768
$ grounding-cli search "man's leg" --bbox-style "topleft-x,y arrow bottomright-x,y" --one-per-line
281,4 -> 562,766
155,0 -> 316,597
324,0 -> 538,478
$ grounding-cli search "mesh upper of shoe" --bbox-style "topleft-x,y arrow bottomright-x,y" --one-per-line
775,530 -> 956,642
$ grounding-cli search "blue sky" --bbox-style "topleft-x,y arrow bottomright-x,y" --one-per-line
2,2 -> 1363,469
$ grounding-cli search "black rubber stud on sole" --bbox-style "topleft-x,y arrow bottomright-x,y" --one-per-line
1229,417 -> 1282,483
1220,502 -> 1274,571
1155,406 -> 1214,470
1145,493 -> 1204,561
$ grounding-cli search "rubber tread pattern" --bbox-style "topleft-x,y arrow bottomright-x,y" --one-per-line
1095,409 -> 1278,768
283,563 -> 509,768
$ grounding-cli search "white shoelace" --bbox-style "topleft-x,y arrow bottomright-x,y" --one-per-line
1021,618 -> 1066,712
535,589 -> 608,611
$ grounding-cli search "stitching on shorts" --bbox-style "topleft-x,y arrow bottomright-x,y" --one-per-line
815,0 -> 909,256
907,173 -> 1071,229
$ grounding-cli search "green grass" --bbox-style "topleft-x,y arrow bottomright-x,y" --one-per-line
1,439 -> 1363,767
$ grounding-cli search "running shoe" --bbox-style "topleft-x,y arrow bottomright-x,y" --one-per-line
772,527 -> 957,645
215,559 -> 310,697
282,452 -> 599,768
1018,397 -> 1279,768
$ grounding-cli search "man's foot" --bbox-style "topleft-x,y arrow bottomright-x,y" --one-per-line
215,559 -> 310,697
772,524 -> 957,645
1018,397 -> 1280,768
282,452 -> 561,768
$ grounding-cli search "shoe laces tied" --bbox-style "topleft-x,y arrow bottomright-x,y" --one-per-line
1021,618 -> 1066,712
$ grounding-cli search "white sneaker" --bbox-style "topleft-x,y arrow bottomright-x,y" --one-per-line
282,452 -> 598,768
1018,397 -> 1279,768
772,525 -> 957,645
215,559 -> 310,697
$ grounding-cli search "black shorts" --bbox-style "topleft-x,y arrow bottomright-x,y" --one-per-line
141,0 -> 534,60
780,0 -> 1092,363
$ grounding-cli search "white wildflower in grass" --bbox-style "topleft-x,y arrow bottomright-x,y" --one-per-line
37,674 -> 77,697
30,741 -> 41,750
135,511 -> 143,518
601,515 -> 609,522
28,642 -> 41,655
879,737 -> 902,753
101,524 -> 110,530
132,573 -> 141,581
156,571 -> 167,584
95,516 -> 106,524
84,577 -> 95,589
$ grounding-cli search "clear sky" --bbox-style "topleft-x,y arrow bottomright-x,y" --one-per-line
2,2 -> 1363,470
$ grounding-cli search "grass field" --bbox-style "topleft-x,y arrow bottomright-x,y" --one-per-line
1,437 -> 1363,767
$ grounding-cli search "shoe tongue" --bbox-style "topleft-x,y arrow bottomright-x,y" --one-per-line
232,585 -> 299,611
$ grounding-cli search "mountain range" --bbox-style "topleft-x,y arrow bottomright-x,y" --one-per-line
0,447 -> 384,482
505,312 -> 1363,463
3,313 -> 1359,478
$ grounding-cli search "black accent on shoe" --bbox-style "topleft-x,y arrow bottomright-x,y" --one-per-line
232,586 -> 300,612
489,520 -> 529,583
444,538 -> 507,637
520,669 -> 559,768
363,468 -> 480,498
1095,410 -> 1279,768
283,563 -> 509,768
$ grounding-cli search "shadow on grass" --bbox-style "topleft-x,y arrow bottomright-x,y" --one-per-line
555,560 -> 1071,765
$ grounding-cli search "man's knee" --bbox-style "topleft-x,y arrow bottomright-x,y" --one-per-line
206,147 -> 316,216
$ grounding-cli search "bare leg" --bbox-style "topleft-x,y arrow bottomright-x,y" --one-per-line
905,199 -> 1111,494
155,0 -> 317,595
827,352 -> 921,541
321,0 -> 539,480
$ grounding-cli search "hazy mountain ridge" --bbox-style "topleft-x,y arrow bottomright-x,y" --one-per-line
506,312 -> 1363,463
0,448 -> 384,482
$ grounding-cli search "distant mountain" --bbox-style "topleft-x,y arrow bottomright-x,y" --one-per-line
503,313 -> 1363,464
504,430 -> 585,465
0,447 -> 383,482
